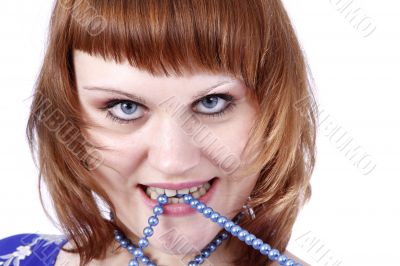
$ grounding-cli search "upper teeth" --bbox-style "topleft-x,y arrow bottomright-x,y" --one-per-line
146,182 -> 211,203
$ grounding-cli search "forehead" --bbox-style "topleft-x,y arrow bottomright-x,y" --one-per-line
73,50 -> 240,91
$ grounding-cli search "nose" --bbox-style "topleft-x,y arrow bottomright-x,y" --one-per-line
146,112 -> 201,176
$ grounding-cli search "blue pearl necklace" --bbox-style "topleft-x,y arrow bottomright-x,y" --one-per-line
113,194 -> 303,266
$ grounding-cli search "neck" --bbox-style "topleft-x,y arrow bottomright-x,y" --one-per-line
104,236 -> 237,266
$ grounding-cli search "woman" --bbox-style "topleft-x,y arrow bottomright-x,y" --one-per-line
0,0 -> 317,265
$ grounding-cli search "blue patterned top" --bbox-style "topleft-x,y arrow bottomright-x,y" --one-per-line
0,233 -> 68,266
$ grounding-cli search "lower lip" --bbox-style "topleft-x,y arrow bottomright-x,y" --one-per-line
138,178 -> 219,217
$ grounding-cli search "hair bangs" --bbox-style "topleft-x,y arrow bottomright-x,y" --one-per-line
65,0 -> 265,79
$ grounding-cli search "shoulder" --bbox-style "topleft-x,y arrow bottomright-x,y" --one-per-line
0,233 -> 68,266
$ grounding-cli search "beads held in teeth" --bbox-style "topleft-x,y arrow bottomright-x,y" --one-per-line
115,193 -> 303,266
145,180 -> 212,201
183,194 -> 193,203
157,194 -> 168,205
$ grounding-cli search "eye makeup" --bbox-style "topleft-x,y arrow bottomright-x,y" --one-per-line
99,93 -> 238,125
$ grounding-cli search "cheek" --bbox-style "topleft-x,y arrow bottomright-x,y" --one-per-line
208,111 -> 256,174
218,123 -> 250,154
84,127 -> 146,188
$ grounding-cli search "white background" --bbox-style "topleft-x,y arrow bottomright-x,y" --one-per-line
0,1 -> 399,265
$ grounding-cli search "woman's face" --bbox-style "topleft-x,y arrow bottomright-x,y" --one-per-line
73,49 -> 259,259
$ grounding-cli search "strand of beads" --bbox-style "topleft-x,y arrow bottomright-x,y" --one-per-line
113,193 -> 169,266
127,193 -> 169,266
114,225 -> 233,266
114,193 -> 243,266
115,193 -> 303,266
182,194 -> 302,266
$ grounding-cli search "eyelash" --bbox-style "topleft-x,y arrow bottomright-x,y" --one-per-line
100,93 -> 237,124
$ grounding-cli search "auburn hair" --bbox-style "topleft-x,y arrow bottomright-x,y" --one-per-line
26,0 -> 318,265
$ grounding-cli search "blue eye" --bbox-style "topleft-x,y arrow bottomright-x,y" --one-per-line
193,94 -> 236,117
102,100 -> 144,124
101,93 -> 237,124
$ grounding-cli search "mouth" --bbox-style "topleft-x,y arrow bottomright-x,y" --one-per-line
137,177 -> 219,216
140,178 -> 215,203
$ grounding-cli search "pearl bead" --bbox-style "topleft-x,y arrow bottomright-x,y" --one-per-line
127,244 -> 135,254
214,238 -> 222,246
194,254 -> 204,264
138,238 -> 149,248
252,238 -> 263,250
189,199 -> 200,208
120,239 -> 128,248
201,249 -> 211,258
188,261 -> 199,266
278,254 -> 288,264
260,243 -> 271,255
147,262 -> 156,266
183,194 -> 193,203
238,229 -> 249,241
153,205 -> 163,215
133,248 -> 144,258
220,232 -> 229,240
217,216 -> 228,226
157,194 -> 168,205
115,234 -> 123,241
148,216 -> 159,226
140,256 -> 150,264
245,234 -> 256,245
230,225 -> 241,236
143,226 -> 154,237
202,207 -> 213,218
128,259 -> 139,266
207,243 -> 217,252
268,249 -> 280,260
223,221 -> 235,232
196,203 -> 206,212
210,212 -> 220,222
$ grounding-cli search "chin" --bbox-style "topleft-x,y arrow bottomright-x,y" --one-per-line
149,220 -> 220,255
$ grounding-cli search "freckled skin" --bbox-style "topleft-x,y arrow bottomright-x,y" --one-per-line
71,49 -> 260,265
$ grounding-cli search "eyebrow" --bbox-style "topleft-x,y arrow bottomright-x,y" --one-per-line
82,80 -> 233,105
190,80 -> 234,100
82,86 -> 148,105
